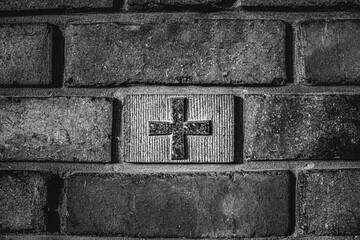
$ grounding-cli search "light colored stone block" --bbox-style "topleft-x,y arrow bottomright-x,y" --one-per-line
124,94 -> 234,163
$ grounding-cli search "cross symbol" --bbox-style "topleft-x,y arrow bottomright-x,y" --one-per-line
149,98 -> 212,160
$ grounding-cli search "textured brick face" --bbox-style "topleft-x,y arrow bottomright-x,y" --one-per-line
127,0 -> 236,10
238,0 -> 360,7
0,0 -> 112,11
0,24 -> 52,86
0,171 -> 47,233
65,19 -> 286,86
299,20 -> 360,85
0,98 -> 113,162
245,94 -> 360,160
66,171 -> 290,237
298,169 -> 360,235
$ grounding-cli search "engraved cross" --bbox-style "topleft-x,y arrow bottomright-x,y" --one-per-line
149,98 -> 212,160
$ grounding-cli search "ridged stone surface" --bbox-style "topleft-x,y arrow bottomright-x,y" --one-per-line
124,94 -> 234,163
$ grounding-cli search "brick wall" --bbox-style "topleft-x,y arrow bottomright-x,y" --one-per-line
1,1 -> 360,240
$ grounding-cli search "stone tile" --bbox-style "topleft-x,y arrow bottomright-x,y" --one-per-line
124,94 -> 234,163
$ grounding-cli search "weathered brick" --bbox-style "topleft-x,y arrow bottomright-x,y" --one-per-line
0,24 -> 52,86
126,0 -> 235,10
124,94 -> 234,163
245,94 -> 360,161
66,171 -> 290,237
299,20 -> 360,85
0,171 -> 47,233
65,19 -> 286,86
0,97 -> 113,162
298,169 -> 360,235
0,0 -> 112,11
1,237 -> 359,240
238,0 -> 360,8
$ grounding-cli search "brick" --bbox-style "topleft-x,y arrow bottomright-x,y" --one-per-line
299,20 -> 360,85
0,24 -> 52,86
124,94 -> 234,163
1,237 -> 359,240
0,171 -> 47,233
0,0 -> 112,11
0,97 -> 112,162
126,0 -> 235,10
238,0 -> 360,8
245,94 -> 360,161
298,169 -> 360,235
66,171 -> 290,237
65,19 -> 286,86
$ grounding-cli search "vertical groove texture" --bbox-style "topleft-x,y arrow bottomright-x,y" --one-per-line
125,94 -> 234,163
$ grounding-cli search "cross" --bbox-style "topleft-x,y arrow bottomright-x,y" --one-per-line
149,98 -> 212,160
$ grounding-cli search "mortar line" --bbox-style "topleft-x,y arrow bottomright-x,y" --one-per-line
2,161 -> 360,174
1,11 -> 360,24
1,85 -> 360,98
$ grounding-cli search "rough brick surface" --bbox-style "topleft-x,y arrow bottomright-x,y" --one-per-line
66,171 -> 290,237
1,236 -> 360,240
238,0 -> 360,8
0,97 -> 113,162
127,0 -> 236,10
245,94 -> 360,161
65,19 -> 286,86
0,171 -> 47,233
0,0 -> 112,11
298,169 -> 360,235
299,20 -> 360,85
0,24 -> 52,86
